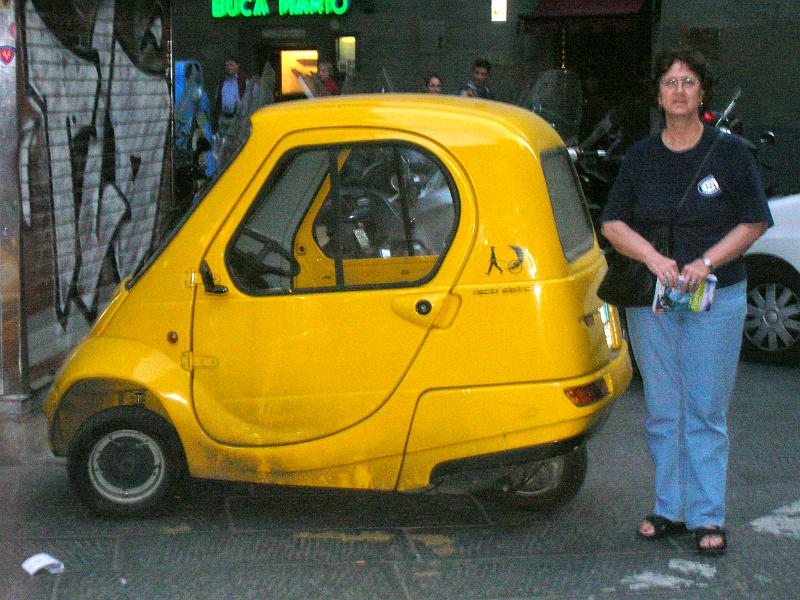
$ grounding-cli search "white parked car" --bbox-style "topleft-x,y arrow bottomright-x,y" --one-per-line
743,193 -> 800,364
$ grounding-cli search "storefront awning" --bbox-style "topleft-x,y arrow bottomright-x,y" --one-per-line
525,0 -> 645,20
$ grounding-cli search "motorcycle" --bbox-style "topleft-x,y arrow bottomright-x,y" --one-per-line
702,87 -> 776,157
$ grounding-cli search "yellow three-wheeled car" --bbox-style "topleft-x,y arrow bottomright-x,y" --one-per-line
45,95 -> 632,515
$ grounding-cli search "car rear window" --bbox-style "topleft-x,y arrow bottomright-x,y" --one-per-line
541,148 -> 595,263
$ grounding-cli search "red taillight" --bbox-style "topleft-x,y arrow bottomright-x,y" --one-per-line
565,378 -> 609,406
702,110 -> 717,123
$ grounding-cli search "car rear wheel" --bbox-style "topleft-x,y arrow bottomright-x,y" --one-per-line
67,407 -> 185,516
743,261 -> 800,364
483,447 -> 588,510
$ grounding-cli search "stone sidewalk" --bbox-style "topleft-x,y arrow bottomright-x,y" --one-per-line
2,361 -> 799,599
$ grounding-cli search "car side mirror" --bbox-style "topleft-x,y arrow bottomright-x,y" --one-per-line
199,261 -> 228,295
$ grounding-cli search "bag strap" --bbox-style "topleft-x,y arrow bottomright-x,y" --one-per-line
671,129 -> 723,221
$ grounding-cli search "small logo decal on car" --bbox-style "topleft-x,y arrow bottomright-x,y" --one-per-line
487,247 -> 504,274
486,246 -> 526,275
508,246 -> 525,274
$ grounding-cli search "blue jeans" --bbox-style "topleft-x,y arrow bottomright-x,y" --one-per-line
626,280 -> 746,529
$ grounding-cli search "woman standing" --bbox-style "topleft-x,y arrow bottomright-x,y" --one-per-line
600,48 -> 772,555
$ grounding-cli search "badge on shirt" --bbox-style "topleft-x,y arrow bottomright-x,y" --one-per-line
698,175 -> 721,197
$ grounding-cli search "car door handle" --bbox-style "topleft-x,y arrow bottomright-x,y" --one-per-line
199,261 -> 228,295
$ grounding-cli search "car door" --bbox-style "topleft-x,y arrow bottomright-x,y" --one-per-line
191,129 -> 466,446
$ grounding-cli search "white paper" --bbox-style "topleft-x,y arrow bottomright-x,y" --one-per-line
21,553 -> 64,575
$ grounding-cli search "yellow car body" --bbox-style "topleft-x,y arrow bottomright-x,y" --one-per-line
44,94 -> 631,515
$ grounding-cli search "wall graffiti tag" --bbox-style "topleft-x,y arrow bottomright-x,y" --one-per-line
19,0 -> 170,350
0,44 -> 14,64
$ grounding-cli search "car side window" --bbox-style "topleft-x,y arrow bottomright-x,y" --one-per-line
227,141 -> 458,295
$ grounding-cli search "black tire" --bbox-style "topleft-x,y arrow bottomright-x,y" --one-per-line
487,447 -> 588,510
743,260 -> 800,365
67,407 -> 186,517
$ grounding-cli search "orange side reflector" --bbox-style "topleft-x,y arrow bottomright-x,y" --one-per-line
564,378 -> 609,407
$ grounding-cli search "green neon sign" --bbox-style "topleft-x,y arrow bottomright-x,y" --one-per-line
211,0 -> 352,18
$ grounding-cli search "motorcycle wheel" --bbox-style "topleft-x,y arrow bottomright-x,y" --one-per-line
742,261 -> 800,364
483,447 -> 588,510
67,407 -> 186,516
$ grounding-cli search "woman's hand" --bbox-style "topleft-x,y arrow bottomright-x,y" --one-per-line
680,258 -> 712,293
601,220 -> 680,287
646,254 -> 680,289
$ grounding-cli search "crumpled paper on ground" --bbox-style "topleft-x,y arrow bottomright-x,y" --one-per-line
21,553 -> 64,575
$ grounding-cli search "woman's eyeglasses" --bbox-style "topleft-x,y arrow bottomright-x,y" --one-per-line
661,76 -> 698,89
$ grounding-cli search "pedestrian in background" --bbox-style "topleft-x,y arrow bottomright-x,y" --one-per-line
459,58 -> 492,99
317,60 -> 340,96
294,60 -> 340,97
424,74 -> 443,94
214,56 -> 249,133
599,48 -> 772,556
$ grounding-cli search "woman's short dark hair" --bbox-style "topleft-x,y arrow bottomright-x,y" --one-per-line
653,48 -> 714,112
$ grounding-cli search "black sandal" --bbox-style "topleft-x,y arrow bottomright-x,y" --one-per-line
637,514 -> 687,539
694,527 -> 727,556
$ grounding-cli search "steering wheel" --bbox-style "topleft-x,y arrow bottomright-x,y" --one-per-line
232,227 -> 300,278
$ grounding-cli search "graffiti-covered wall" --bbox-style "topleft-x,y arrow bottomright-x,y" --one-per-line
16,0 -> 172,391
0,0 -> 23,413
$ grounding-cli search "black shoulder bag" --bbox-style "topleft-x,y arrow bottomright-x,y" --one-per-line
597,132 -> 721,308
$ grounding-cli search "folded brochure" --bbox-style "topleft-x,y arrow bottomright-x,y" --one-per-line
653,274 -> 717,313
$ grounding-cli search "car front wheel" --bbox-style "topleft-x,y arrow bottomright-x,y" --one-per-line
743,261 -> 800,364
67,407 -> 185,516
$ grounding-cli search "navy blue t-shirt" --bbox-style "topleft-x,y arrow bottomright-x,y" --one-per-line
600,126 -> 773,288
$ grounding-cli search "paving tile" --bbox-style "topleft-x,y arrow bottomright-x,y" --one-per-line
585,440 -> 654,491
121,563 -> 406,600
0,480 -> 230,541
0,463 -> 71,507
0,568 -> 56,600
0,536 -> 116,572
725,481 -> 800,526
118,529 -> 412,567
477,485 -> 655,530
395,553 -> 759,599
7,492 -> 230,539
227,489 -> 488,530
405,521 -> 685,561
728,418 -> 800,484
730,362 -> 800,420
53,571 -> 131,600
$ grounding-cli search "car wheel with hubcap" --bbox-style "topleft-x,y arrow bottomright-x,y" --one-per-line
743,261 -> 800,364
67,407 -> 185,516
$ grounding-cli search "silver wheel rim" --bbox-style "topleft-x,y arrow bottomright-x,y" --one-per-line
745,282 -> 800,354
513,457 -> 564,498
88,429 -> 165,504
